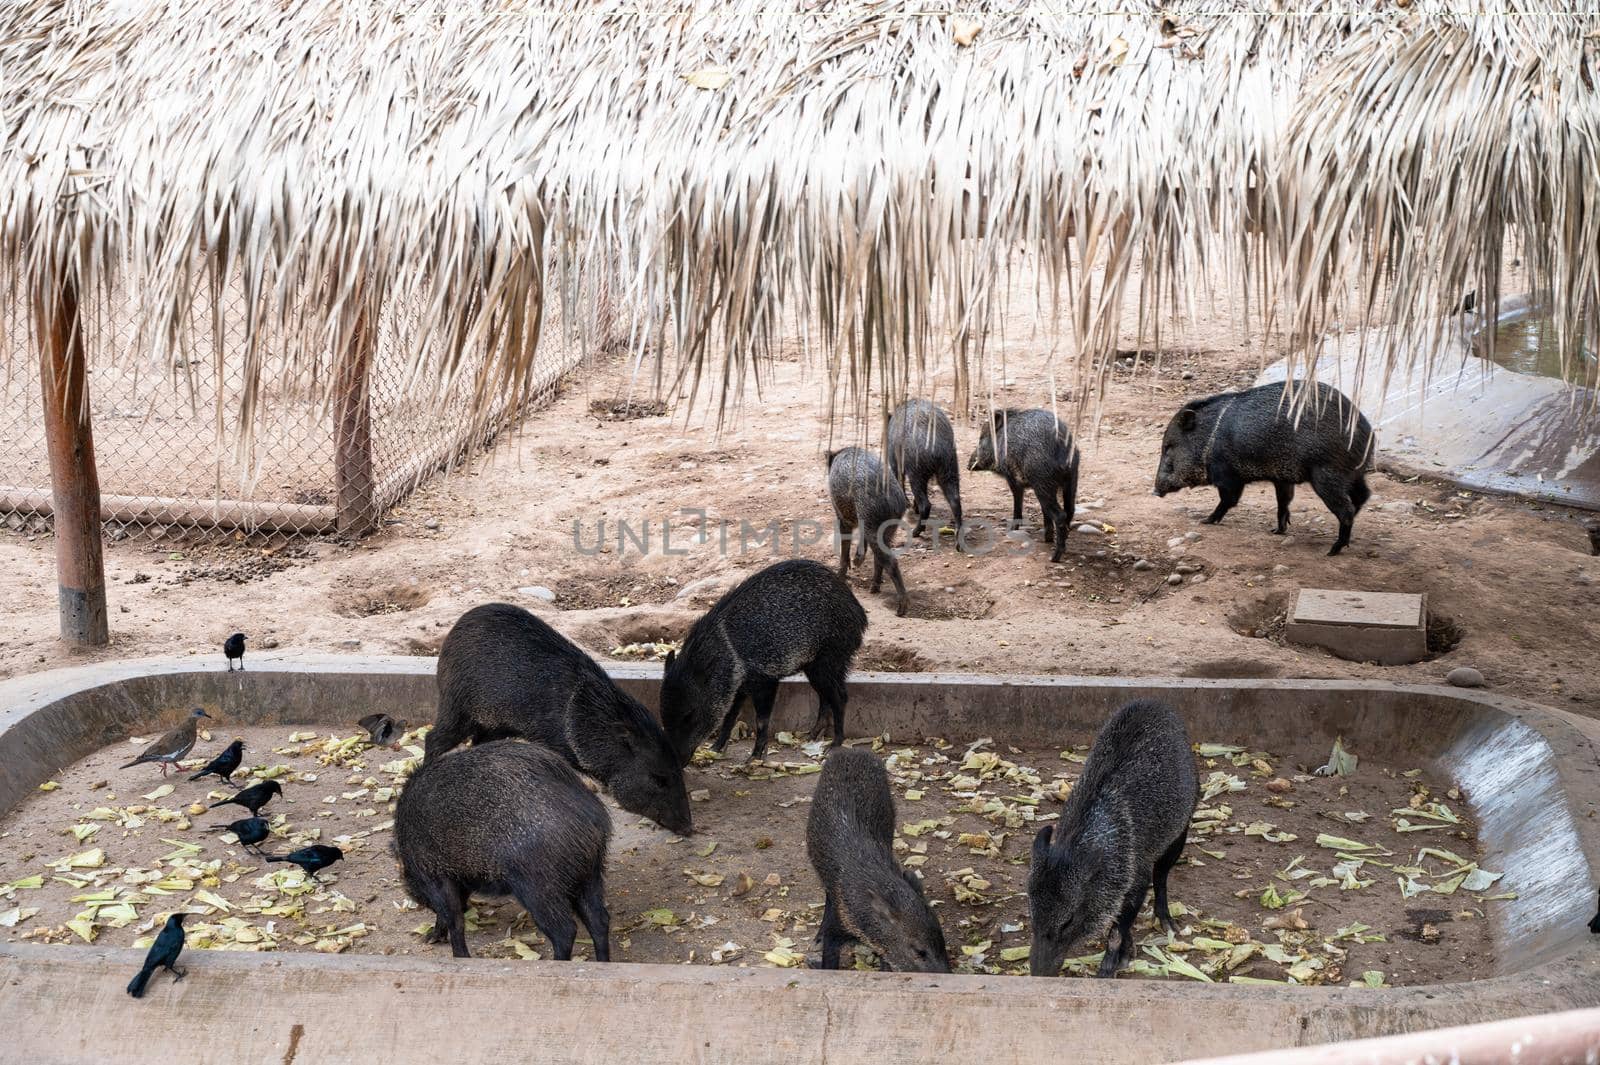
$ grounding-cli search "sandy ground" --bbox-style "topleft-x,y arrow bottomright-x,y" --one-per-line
1,721 -> 1496,986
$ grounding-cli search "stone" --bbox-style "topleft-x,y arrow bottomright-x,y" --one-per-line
337,639 -> 362,650
1272,564 -> 1291,576
1284,589 -> 1428,666
1174,562 -> 1203,575
1189,574 -> 1207,584
1447,667 -> 1486,689
1166,573 -> 1184,586
1075,524 -> 1103,536
424,517 -> 440,530
1133,559 -> 1154,571
1167,536 -> 1186,549
518,585 -> 558,603
260,637 -> 281,649
1378,501 -> 1414,514
1181,370 -> 1195,381
1184,531 -> 1201,542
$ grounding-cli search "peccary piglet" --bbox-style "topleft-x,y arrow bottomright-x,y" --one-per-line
396,740 -> 611,960
827,446 -> 910,616
1029,699 -> 1197,978
1154,381 -> 1375,556
968,408 -> 1081,562
807,748 -> 949,972
886,399 -> 964,540
429,603 -> 692,835
662,559 -> 866,764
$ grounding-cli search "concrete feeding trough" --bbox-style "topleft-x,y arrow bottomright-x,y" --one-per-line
1,656 -> 1598,1064
1284,588 -> 1428,665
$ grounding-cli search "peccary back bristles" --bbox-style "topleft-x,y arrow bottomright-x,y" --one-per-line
395,739 -> 612,960
1029,699 -> 1197,977
807,748 -> 948,972
886,399 -> 964,536
1154,380 -> 1375,555
429,603 -> 692,836
662,559 -> 866,764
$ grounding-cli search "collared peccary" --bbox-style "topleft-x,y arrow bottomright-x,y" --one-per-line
807,747 -> 949,972
1153,381 -> 1375,556
886,399 -> 964,540
1029,698 -> 1196,978
827,446 -> 909,616
661,559 -> 866,764
395,739 -> 611,960
967,408 -> 1081,562
428,603 -> 692,836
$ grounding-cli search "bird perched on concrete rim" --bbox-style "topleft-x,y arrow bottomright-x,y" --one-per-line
223,632 -> 246,671
127,913 -> 189,998
358,713 -> 407,749
209,779 -> 282,816
268,844 -> 344,881
189,739 -> 245,784
120,708 -> 211,777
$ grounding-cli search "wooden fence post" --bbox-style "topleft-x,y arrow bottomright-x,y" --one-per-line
36,275 -> 109,646
334,310 -> 375,536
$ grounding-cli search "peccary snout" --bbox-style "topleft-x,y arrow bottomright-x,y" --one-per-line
807,748 -> 949,973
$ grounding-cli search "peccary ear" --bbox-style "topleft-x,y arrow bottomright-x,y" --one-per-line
1177,407 -> 1198,432
991,409 -> 1010,427
663,649 -> 676,671
1033,824 -> 1054,864
825,449 -> 841,467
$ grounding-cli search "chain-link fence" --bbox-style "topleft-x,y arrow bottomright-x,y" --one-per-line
0,269 -> 607,541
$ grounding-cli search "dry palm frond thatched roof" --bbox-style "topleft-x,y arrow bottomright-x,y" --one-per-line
2,1 -> 1597,440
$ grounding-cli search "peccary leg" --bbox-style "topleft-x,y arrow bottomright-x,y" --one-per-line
745,674 -> 781,762
1349,475 -> 1372,513
1272,482 -> 1295,534
424,879 -> 470,958
909,476 -> 933,539
575,873 -> 612,963
1152,834 -> 1186,935
711,692 -> 749,753
837,521 -> 855,576
1310,467 -> 1357,556
816,894 -> 849,969
937,471 -> 964,540
1009,480 -> 1026,524
803,663 -> 849,746
520,893 -> 578,961
423,713 -> 472,761
1202,473 -> 1244,525
1096,879 -> 1152,978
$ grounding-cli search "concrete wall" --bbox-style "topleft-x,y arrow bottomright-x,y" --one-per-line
2,654 -> 1599,1063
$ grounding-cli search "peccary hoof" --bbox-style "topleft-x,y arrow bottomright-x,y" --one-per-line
896,599 -> 908,617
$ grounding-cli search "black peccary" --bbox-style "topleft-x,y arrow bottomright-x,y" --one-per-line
886,399 -> 964,540
807,748 -> 949,972
967,409 -> 1081,562
395,740 -> 611,961
827,446 -> 910,616
661,559 -> 866,764
1153,381 -> 1375,556
429,603 -> 692,836
1029,698 -> 1197,978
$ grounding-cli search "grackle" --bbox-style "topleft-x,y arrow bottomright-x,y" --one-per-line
120,709 -> 211,777
127,913 -> 189,998
224,632 -> 246,671
211,816 -> 272,853
209,779 -> 283,816
358,713 -> 407,749
267,844 -> 344,880
189,739 -> 245,784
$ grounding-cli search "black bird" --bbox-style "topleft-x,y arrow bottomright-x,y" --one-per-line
224,632 -> 246,672
210,816 -> 272,853
120,708 -> 211,777
189,739 -> 245,784
1450,290 -> 1477,316
209,779 -> 283,816
127,913 -> 188,998
268,844 -> 344,880
358,713 -> 407,749
1589,890 -> 1600,934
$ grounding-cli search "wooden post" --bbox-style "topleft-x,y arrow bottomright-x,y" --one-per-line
37,275 -> 109,646
333,311 -> 375,537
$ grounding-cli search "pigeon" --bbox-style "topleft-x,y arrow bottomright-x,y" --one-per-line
358,713 -> 407,749
224,632 -> 246,671
189,739 -> 245,784
268,844 -> 344,881
209,779 -> 283,816
127,913 -> 188,998
120,709 -> 211,777
211,816 -> 272,853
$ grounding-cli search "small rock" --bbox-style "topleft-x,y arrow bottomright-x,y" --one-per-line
1278,536 -> 1295,547
337,639 -> 362,650
1133,559 -> 1154,571
690,789 -> 711,802
1075,524 -> 1103,536
1167,536 -> 1186,549
1189,574 -> 1207,584
1272,564 -> 1291,576
1166,573 -> 1184,586
424,517 -> 440,530
1092,549 -> 1108,558
260,637 -> 280,649
1184,531 -> 1201,542
1174,562 -> 1203,575
518,585 -> 558,603
3,513 -> 22,532
1446,667 -> 1486,689
1181,370 -> 1195,381
1378,501 -> 1414,514
1265,777 -> 1293,794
